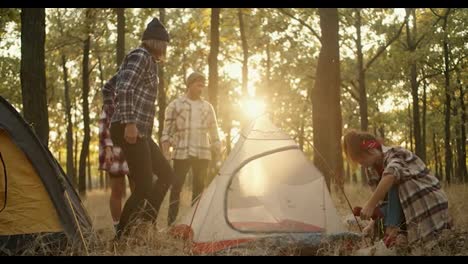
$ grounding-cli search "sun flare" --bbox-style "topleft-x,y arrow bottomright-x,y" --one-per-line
241,98 -> 266,119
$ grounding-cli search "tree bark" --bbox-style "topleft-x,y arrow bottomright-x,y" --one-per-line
208,8 -> 220,113
456,72 -> 467,182
157,8 -> 167,143
442,9 -> 452,185
355,9 -> 368,132
422,79 -> 427,163
238,8 -> 249,96
79,9 -> 92,195
433,131 -> 440,180
20,8 -> 49,146
87,153 -> 92,191
312,8 -> 344,192
406,8 -> 424,162
408,103 -> 414,153
61,54 -> 75,185
74,99 -> 78,184
116,8 -> 125,67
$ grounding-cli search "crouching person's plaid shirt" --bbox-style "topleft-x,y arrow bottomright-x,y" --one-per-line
161,95 -> 220,160
103,47 -> 159,138
366,146 -> 451,243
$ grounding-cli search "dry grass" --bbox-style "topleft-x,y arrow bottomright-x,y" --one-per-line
9,183 -> 468,256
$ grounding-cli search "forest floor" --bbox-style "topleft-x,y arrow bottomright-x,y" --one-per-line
21,183 -> 468,255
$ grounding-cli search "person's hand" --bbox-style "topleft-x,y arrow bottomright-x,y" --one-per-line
362,219 -> 375,237
124,123 -> 139,144
360,202 -> 375,221
104,147 -> 113,166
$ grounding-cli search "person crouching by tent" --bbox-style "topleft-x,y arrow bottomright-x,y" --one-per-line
98,102 -> 135,233
343,130 -> 452,248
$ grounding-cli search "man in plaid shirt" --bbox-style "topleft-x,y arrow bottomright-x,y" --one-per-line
161,72 -> 221,225
103,18 -> 175,238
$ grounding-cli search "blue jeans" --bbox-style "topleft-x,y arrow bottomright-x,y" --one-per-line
379,185 -> 405,228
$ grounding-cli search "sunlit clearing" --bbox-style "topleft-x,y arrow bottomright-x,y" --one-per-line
241,98 -> 266,119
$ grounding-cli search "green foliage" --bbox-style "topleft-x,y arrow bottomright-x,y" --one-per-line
1,8 -> 466,185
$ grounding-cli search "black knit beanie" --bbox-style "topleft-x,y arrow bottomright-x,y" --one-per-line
142,18 -> 170,42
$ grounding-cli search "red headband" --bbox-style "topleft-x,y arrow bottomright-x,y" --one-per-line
361,140 -> 381,150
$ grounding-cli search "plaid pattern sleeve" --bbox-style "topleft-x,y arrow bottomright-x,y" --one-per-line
383,146 -> 451,243
207,103 -> 220,145
161,100 -> 176,144
102,74 -> 117,105
116,50 -> 148,124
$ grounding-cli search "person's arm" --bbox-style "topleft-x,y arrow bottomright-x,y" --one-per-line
360,174 -> 395,220
102,74 -> 117,106
207,103 -> 221,153
116,51 -> 148,143
161,101 -> 176,155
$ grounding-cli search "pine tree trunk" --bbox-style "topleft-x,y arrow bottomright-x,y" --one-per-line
433,132 -> 440,180
20,8 -> 49,146
405,9 -> 423,161
61,54 -> 75,185
74,106 -> 79,185
408,104 -> 414,152
355,9 -> 368,132
422,79 -> 427,163
114,9 -> 127,196
87,153 -> 92,191
208,8 -> 220,113
457,72 -> 467,182
410,63 -> 423,160
116,8 -> 125,67
312,8 -> 344,191
157,8 -> 167,143
79,11 -> 92,195
238,8 -> 249,96
442,10 -> 452,185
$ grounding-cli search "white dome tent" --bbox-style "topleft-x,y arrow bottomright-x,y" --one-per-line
169,115 -> 355,254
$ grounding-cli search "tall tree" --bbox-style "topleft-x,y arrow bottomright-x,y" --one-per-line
238,8 -> 249,96
61,54 -> 75,184
405,8 -> 424,161
457,73 -> 467,182
353,9 -> 408,132
116,8 -> 125,67
312,8 -> 344,191
55,10 -> 75,185
208,8 -> 220,112
438,8 -> 453,184
20,8 -> 49,145
157,8 -> 167,142
78,9 -> 92,195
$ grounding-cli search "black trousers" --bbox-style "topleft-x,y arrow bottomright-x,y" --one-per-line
110,122 -> 174,234
168,158 -> 209,225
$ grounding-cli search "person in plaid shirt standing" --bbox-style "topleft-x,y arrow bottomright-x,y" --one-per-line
98,102 -> 135,232
161,72 -> 221,226
343,130 -> 452,248
103,18 -> 175,238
